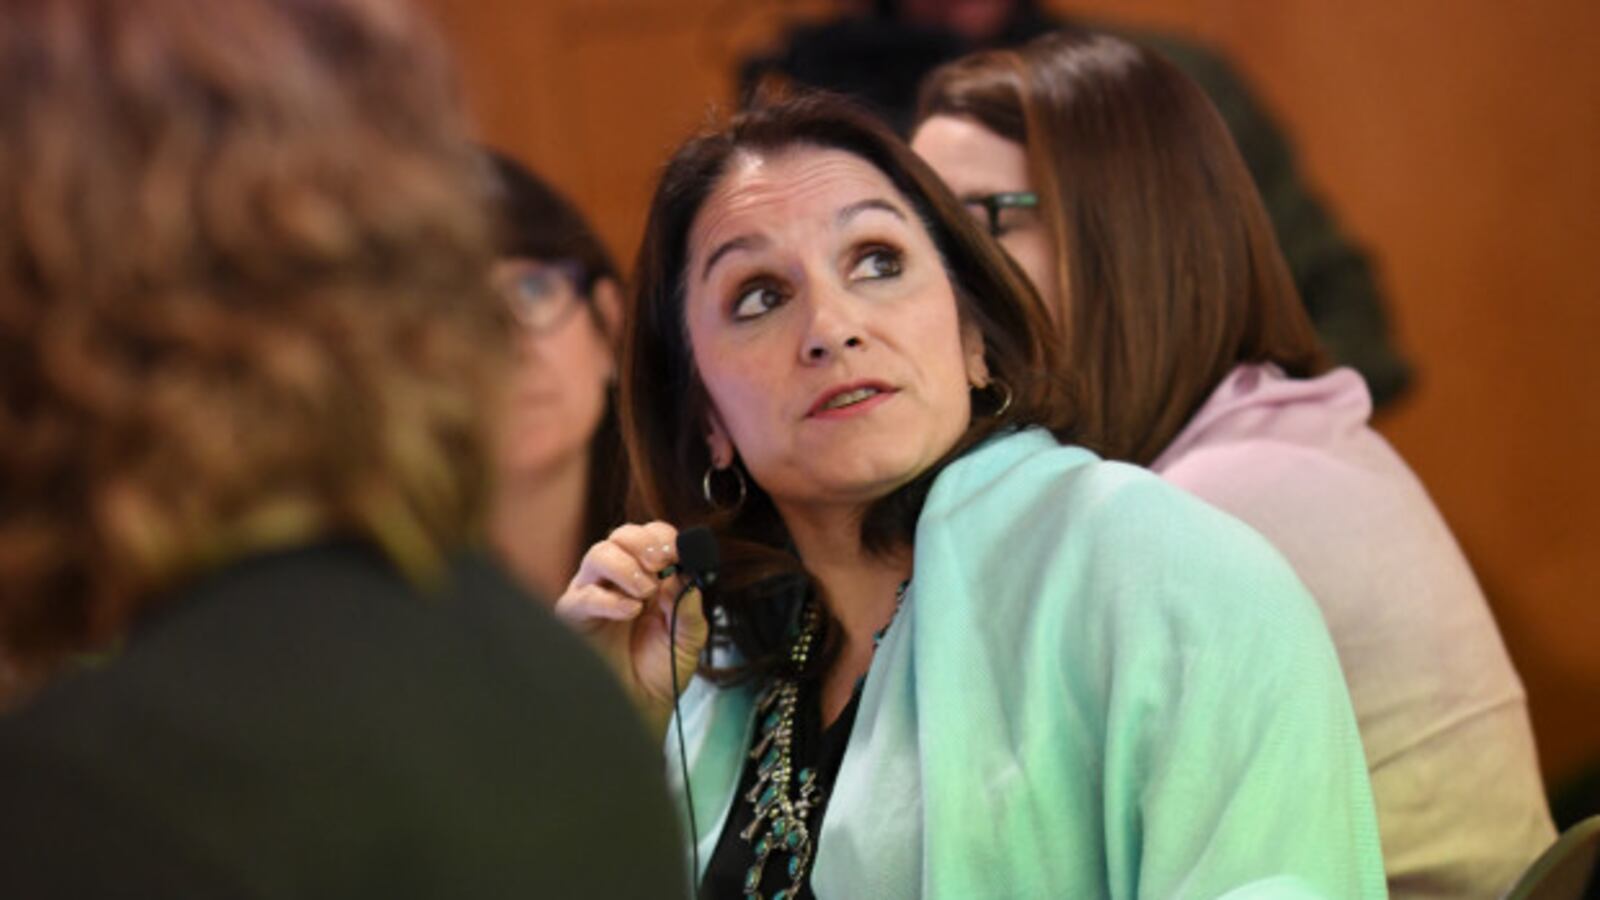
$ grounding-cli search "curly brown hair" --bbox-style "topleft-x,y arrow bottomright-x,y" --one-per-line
0,0 -> 508,680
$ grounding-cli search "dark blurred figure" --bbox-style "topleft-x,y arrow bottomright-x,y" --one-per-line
741,0 -> 1414,408
0,0 -> 684,897
482,151 -> 629,600
1551,765 -> 1600,899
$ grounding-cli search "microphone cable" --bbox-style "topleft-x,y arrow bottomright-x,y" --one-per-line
663,525 -> 717,900
669,578 -> 701,900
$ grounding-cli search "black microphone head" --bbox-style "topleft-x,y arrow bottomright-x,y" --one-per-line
675,526 -> 720,586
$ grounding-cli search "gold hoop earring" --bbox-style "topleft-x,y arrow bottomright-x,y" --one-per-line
702,463 -> 748,512
979,379 -> 1013,418
993,380 -> 1014,417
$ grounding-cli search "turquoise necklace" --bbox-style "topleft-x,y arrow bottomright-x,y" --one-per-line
737,580 -> 909,899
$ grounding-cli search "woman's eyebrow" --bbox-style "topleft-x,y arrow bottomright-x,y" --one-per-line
700,198 -> 906,283
701,234 -> 768,284
837,197 -> 908,226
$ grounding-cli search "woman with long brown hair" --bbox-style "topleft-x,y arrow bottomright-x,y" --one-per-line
912,28 -> 1554,897
557,92 -> 1384,897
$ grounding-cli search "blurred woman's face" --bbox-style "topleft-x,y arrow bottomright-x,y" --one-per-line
493,259 -> 616,479
684,146 -> 989,519
910,114 -> 1062,320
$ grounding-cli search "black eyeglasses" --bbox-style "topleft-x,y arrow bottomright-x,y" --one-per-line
492,259 -> 587,334
964,191 -> 1040,238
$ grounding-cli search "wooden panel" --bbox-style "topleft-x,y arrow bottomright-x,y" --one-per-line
420,0 -> 832,265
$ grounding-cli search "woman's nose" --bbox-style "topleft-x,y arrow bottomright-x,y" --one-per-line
799,286 -> 866,363
514,328 -> 551,364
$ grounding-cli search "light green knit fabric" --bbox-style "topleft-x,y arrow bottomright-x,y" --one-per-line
668,429 -> 1386,898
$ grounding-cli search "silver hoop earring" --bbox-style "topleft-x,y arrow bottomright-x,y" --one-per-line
702,463 -> 748,512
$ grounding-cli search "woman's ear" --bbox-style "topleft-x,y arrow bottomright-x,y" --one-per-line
590,277 -> 624,349
704,407 -> 735,470
962,321 -> 991,388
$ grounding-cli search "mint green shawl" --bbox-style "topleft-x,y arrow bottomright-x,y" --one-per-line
668,430 -> 1385,898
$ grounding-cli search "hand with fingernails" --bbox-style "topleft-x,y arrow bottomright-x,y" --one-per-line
556,521 -> 710,733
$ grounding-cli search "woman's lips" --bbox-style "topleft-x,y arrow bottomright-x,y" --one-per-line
807,382 -> 898,419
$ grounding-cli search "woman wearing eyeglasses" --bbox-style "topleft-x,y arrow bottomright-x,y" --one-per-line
484,151 -> 629,600
911,30 -> 1554,897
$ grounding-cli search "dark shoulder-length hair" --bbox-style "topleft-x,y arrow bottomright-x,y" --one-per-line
0,0 -> 503,685
624,92 -> 1073,678
918,29 -> 1328,465
483,149 -> 627,549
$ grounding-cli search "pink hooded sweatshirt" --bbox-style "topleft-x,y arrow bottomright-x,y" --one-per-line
1153,364 -> 1555,898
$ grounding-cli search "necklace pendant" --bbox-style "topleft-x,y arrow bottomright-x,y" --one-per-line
749,727 -> 777,760
778,815 -> 809,854
751,782 -> 780,819
742,858 -> 766,896
744,772 -> 768,804
739,811 -> 767,842
756,682 -> 781,712
758,707 -> 782,737
756,745 -> 780,779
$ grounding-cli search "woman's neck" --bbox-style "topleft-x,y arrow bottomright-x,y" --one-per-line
783,504 -> 911,726
491,450 -> 591,602
783,505 -> 910,653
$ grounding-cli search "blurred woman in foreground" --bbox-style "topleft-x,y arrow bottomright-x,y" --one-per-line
0,0 -> 680,894
912,29 -> 1554,897
558,93 -> 1384,897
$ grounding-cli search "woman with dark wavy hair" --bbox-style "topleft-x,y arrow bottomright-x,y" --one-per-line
912,29 -> 1554,896
0,0 -> 680,894
557,92 -> 1384,897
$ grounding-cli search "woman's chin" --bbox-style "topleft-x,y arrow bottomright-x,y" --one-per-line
768,456 -> 928,513
498,437 -> 589,484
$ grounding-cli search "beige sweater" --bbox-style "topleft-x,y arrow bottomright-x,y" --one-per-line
1155,364 -> 1555,898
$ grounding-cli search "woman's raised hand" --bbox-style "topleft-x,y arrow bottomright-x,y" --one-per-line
556,521 -> 710,731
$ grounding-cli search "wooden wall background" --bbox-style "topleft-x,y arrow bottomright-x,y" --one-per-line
418,0 -> 1600,791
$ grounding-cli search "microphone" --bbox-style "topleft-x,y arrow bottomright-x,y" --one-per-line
658,525 -> 720,588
